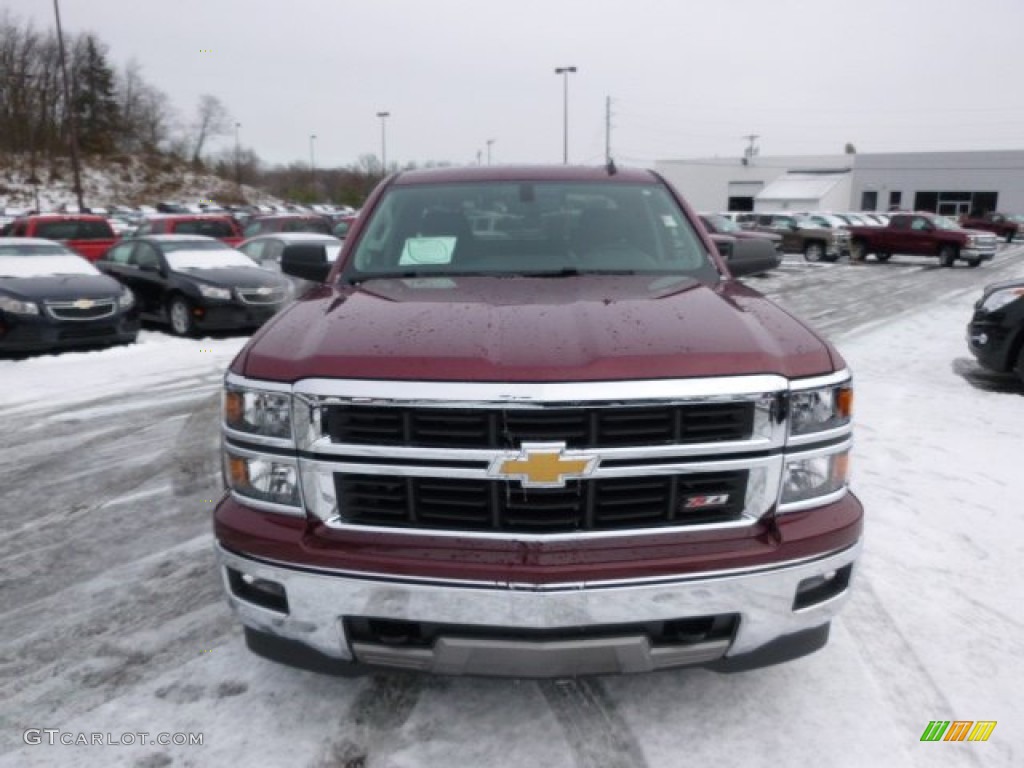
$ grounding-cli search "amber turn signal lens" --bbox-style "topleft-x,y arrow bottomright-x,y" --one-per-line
228,456 -> 249,486
837,387 -> 853,420
224,391 -> 243,425
832,451 -> 851,485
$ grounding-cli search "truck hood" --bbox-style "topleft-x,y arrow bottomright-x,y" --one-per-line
238,275 -> 837,382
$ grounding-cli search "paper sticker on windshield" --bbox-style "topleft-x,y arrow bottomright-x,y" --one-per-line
399,236 -> 456,265
661,215 -> 678,228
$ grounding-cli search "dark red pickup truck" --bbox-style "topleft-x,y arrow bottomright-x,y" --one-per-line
848,212 -> 998,267
1,214 -> 119,262
215,165 -> 862,678
958,212 -> 1019,243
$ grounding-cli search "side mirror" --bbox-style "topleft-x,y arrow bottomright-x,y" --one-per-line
282,243 -> 331,283
726,239 -> 781,278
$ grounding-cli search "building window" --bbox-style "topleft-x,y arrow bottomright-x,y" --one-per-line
889,191 -> 902,210
914,191 -> 998,217
861,191 -> 878,211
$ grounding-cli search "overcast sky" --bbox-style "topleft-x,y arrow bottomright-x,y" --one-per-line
7,0 -> 1024,170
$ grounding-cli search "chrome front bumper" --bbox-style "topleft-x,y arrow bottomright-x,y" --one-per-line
217,539 -> 861,677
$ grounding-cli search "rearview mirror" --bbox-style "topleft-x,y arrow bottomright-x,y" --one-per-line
281,243 -> 331,282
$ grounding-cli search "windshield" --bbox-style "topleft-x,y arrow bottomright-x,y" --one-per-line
34,220 -> 114,239
172,219 -> 236,238
345,181 -> 718,283
0,243 -> 72,256
166,249 -> 258,271
0,254 -> 98,278
933,215 -> 962,230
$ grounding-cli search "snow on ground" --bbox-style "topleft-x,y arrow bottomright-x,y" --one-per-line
0,331 -> 246,417
1,258 -> 1023,767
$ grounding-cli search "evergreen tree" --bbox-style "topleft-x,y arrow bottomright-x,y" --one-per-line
72,34 -> 121,154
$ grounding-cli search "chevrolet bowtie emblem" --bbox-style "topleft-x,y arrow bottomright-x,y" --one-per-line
72,298 -> 95,309
488,442 -> 598,488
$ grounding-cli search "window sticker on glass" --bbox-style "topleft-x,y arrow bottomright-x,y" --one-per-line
399,236 -> 456,265
661,215 -> 678,228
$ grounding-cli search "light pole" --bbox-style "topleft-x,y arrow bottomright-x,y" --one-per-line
376,111 -> 390,176
309,133 -> 317,199
486,138 -> 495,165
554,66 -> 577,165
234,122 -> 241,191
53,0 -> 84,210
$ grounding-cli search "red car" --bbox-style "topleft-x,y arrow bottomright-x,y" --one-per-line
1,214 -> 119,262
241,214 -> 332,238
132,214 -> 244,248
216,165 -> 862,678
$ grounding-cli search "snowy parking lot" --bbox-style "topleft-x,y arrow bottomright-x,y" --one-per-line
2,249 -> 1023,768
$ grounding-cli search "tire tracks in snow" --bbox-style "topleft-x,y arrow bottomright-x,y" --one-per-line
539,678 -> 648,768
313,673 -> 435,768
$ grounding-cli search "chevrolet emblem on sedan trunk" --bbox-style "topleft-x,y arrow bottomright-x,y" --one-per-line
488,442 -> 598,488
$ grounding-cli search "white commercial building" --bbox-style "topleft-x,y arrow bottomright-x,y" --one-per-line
656,150 -> 1024,217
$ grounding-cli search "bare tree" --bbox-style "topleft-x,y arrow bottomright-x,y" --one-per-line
190,94 -> 232,166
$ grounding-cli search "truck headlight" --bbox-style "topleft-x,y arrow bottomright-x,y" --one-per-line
226,449 -> 302,511
790,381 -> 852,436
780,448 -> 850,508
224,387 -> 293,440
979,287 -> 1024,313
0,295 -> 40,315
118,287 -> 135,310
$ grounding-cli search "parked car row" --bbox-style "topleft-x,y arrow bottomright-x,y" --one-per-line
717,209 -> 1016,266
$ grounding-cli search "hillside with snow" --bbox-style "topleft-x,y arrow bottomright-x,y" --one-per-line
0,153 -> 278,212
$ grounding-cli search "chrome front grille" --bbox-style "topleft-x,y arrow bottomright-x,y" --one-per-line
335,471 -> 749,533
237,287 -> 288,305
285,376 -> 789,537
323,402 -> 755,450
44,298 -> 117,321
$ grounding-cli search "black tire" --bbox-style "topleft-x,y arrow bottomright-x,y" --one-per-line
874,252 -> 892,262
849,240 -> 868,262
168,296 -> 195,336
966,257 -> 982,268
1016,346 -> 1024,386
803,241 -> 826,262
938,244 -> 957,268
1006,232 -> 1014,244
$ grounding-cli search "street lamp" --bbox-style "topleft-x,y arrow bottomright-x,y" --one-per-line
486,138 -> 495,165
376,112 -> 390,176
309,133 -> 317,199
554,66 -> 577,164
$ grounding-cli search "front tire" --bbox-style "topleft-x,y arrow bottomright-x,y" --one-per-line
168,296 -> 195,336
803,241 -> 825,262
938,245 -> 957,268
966,257 -> 982,268
874,252 -> 892,262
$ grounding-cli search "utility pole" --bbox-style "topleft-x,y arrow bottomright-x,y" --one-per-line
605,96 -> 613,164
486,138 -> 495,165
53,0 -> 85,210
309,133 -> 316,199
742,134 -> 760,162
376,111 -> 390,176
234,122 -> 241,193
